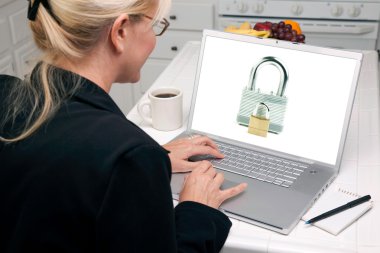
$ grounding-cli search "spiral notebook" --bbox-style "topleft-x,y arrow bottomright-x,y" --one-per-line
302,186 -> 373,235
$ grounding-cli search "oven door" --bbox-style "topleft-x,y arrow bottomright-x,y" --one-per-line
218,17 -> 379,50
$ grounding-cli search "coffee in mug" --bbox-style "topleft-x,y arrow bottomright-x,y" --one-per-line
154,93 -> 177,98
137,87 -> 183,131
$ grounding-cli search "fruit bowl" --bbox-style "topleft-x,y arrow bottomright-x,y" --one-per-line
224,20 -> 306,43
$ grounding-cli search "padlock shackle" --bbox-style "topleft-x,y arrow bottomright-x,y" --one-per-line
247,56 -> 289,97
259,102 -> 270,112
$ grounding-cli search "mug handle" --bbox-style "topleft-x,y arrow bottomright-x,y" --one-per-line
137,100 -> 153,125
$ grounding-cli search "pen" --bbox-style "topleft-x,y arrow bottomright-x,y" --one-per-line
305,195 -> 371,224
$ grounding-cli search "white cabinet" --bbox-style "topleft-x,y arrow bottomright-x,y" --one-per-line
9,6 -> 31,44
167,2 -> 214,31
0,0 -> 13,8
0,16 -> 12,54
0,55 -> 14,75
0,0 -> 217,116
109,84 -> 136,116
0,0 -> 40,78
14,41 -> 41,78
140,58 -> 171,93
151,30 -> 203,59
130,0 -> 216,112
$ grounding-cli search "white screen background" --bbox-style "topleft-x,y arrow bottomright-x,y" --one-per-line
191,36 -> 358,165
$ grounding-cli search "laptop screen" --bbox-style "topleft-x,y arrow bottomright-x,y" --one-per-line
190,32 -> 361,166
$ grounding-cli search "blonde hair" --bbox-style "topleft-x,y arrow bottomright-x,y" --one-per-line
0,0 -> 171,143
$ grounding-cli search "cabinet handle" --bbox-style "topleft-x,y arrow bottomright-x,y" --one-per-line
169,15 -> 177,20
171,46 -> 178,51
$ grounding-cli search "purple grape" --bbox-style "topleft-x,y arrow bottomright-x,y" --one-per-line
278,32 -> 285,40
296,34 -> 306,42
273,32 -> 278,38
291,30 -> 297,37
284,32 -> 293,41
277,27 -> 284,34
278,21 -> 285,28
285,24 -> 292,30
284,28 -> 290,33
291,37 -> 297,42
271,23 -> 279,32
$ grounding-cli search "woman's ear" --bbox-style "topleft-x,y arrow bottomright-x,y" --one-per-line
109,14 -> 130,54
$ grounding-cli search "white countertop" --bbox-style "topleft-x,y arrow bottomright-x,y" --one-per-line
127,41 -> 380,253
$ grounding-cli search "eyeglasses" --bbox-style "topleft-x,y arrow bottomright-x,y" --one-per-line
143,15 -> 170,36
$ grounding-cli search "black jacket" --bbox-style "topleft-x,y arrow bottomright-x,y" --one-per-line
0,71 -> 231,253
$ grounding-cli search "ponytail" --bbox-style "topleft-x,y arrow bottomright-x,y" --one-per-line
0,0 -> 171,143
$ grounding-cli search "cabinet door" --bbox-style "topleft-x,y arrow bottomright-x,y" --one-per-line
14,41 -> 41,78
168,2 -> 214,31
111,60 -> 170,114
150,30 -> 202,59
0,15 -> 11,54
109,83 -> 136,117
9,6 -> 31,45
0,54 -> 14,75
0,0 -> 13,7
138,58 -> 171,96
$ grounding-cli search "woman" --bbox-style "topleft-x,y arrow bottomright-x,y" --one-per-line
0,0 -> 247,252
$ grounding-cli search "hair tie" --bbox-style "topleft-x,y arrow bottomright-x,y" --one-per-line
27,0 -> 53,21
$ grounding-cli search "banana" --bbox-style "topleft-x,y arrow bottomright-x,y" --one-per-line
225,25 -> 238,31
239,21 -> 252,30
224,23 -> 272,38
226,29 -> 271,38
224,28 -> 238,33
261,31 -> 271,38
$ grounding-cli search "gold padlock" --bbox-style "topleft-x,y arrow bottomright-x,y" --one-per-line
248,102 -> 270,137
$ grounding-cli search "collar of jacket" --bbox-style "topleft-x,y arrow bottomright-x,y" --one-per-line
31,64 -> 126,119
71,75 -> 126,119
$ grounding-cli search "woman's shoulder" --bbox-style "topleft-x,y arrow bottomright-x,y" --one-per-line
53,102 -> 164,157
94,113 -> 159,148
0,74 -> 20,82
0,75 -> 23,100
100,116 -> 164,154
0,74 -> 22,90
0,74 -> 22,86
0,74 -> 21,111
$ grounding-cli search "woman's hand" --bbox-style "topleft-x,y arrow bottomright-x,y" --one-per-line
179,161 -> 247,209
162,135 -> 224,173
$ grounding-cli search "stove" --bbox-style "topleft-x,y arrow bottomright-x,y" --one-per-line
217,0 -> 380,50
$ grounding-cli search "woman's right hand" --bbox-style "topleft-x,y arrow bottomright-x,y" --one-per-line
179,161 -> 247,209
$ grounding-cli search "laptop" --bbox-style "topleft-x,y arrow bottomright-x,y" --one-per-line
170,29 -> 363,235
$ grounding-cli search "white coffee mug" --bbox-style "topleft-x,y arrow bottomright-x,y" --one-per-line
137,87 -> 183,131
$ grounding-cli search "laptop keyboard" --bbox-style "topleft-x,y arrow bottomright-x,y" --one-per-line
211,141 -> 308,188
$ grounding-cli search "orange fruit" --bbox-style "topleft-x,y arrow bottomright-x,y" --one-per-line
284,20 -> 302,35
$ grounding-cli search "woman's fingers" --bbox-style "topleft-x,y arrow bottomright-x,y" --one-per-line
176,160 -> 204,172
193,160 -> 213,174
204,165 -> 217,179
189,135 -> 219,150
213,172 -> 225,187
212,173 -> 247,205
219,183 -> 248,202
179,160 -> 248,208
187,145 -> 224,159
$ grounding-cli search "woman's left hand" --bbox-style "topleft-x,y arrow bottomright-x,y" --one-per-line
162,135 -> 224,173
